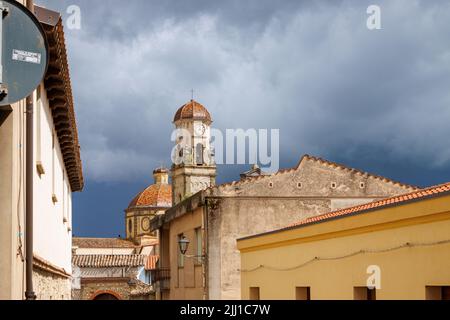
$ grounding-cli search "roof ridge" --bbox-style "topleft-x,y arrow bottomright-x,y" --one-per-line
209,154 -> 417,192
72,254 -> 147,268
74,254 -> 145,257
73,237 -> 128,240
301,154 -> 419,190
210,165 -> 297,192
72,237 -> 138,249
284,181 -> 450,230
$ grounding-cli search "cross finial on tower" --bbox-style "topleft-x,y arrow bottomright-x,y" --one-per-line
191,89 -> 194,101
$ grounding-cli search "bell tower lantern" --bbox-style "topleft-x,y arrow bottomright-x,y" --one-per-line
171,100 -> 216,205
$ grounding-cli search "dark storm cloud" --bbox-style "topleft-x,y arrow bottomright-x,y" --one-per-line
37,0 -> 450,184
41,0 -> 339,41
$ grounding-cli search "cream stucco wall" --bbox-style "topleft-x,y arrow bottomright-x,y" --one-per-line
0,100 -> 27,300
239,196 -> 450,300
33,85 -> 73,273
0,81 -> 76,299
0,1 -> 79,300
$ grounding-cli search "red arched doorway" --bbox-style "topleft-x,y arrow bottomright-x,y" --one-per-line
91,290 -> 122,300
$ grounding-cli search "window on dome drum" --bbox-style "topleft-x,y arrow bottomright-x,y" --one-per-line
196,143 -> 204,165
354,287 -> 376,300
295,287 -> 311,300
128,219 -> 132,235
426,286 -> 450,300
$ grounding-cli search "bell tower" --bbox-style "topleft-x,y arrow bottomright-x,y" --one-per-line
171,100 -> 216,205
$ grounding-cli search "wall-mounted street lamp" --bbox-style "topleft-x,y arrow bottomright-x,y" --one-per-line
178,234 -> 208,300
178,235 -> 205,259
178,235 -> 190,255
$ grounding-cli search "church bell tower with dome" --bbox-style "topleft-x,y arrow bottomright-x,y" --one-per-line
171,100 -> 216,205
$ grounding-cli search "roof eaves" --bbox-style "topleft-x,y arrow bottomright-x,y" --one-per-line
35,5 -> 84,191
239,183 -> 450,242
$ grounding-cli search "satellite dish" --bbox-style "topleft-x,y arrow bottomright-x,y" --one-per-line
0,0 -> 49,106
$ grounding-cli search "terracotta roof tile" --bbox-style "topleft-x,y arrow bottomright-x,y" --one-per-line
174,100 -> 212,122
72,254 -> 146,268
34,254 -> 71,278
145,255 -> 159,271
128,184 -> 172,209
73,238 -> 137,249
283,182 -> 450,231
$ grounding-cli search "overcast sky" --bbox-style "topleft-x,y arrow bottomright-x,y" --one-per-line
37,0 -> 450,237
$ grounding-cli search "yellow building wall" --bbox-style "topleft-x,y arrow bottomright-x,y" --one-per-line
168,207 -> 204,300
239,196 -> 450,300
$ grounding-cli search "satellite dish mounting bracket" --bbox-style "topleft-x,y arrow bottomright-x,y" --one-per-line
0,2 -> 10,100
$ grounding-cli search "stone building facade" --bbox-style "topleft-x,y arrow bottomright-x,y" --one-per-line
33,269 -> 71,301
72,239 -> 158,300
72,254 -> 154,300
150,101 -> 418,300
33,256 -> 72,300
75,278 -> 153,300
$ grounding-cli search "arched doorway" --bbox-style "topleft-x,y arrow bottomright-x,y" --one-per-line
91,290 -> 122,300
93,293 -> 118,300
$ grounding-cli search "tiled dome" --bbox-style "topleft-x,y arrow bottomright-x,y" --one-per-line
128,168 -> 172,209
128,184 -> 172,209
174,100 -> 212,123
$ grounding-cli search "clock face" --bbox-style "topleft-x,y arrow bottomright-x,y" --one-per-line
195,124 -> 206,136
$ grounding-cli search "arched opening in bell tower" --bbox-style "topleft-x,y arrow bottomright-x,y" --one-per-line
196,143 -> 204,165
